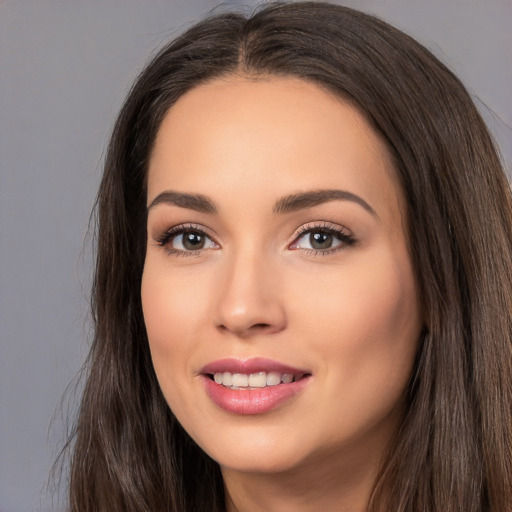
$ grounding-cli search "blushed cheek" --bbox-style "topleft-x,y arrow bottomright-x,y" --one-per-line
141,269 -> 187,413
141,263 -> 210,377
141,270 -> 168,345
307,255 -> 420,379
141,267 -> 183,374
351,261 -> 421,386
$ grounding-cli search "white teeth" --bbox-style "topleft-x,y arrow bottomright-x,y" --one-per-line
232,373 -> 249,387
266,371 -> 281,386
212,371 -> 301,388
248,372 -> 267,388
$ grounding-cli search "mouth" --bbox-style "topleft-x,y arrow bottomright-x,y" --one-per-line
200,358 -> 312,415
206,371 -> 310,390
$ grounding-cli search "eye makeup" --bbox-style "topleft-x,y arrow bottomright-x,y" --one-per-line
289,221 -> 356,256
151,220 -> 356,258
153,223 -> 219,257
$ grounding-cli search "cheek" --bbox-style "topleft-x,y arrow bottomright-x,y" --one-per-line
141,261 -> 208,379
141,262 -> 214,437
293,249 -> 421,401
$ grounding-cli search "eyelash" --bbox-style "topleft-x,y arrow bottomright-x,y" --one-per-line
153,222 -> 356,257
154,223 -> 216,257
290,222 -> 356,256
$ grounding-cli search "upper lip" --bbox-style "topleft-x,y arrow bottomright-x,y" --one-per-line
201,357 -> 310,376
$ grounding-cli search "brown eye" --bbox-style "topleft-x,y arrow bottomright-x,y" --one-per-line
309,231 -> 333,250
290,225 -> 355,253
181,231 -> 206,250
160,228 -> 217,254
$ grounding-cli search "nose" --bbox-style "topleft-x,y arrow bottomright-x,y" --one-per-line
213,250 -> 287,338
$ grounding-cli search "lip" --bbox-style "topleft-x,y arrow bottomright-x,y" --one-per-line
200,358 -> 312,415
201,357 -> 309,376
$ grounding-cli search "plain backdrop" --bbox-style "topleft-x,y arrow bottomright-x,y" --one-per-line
1,1 -> 510,511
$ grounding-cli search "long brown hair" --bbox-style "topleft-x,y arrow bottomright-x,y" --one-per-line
68,2 -> 512,511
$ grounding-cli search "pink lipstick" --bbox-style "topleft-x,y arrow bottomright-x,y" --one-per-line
201,358 -> 311,415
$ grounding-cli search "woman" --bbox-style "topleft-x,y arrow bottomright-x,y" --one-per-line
68,2 -> 512,511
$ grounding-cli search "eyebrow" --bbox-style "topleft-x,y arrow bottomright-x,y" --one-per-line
273,189 -> 377,217
147,191 -> 217,214
147,188 -> 377,217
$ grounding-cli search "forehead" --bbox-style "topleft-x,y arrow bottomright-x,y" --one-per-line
147,76 -> 404,226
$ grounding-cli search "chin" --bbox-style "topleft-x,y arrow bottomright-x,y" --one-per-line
194,425 -> 317,475
215,448 -> 306,475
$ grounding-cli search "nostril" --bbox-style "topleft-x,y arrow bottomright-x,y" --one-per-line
253,323 -> 271,330
215,322 -> 275,337
215,317 -> 286,337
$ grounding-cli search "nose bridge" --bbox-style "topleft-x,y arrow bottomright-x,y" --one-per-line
214,243 -> 286,337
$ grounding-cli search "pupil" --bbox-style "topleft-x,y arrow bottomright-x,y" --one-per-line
310,231 -> 332,249
183,231 -> 204,250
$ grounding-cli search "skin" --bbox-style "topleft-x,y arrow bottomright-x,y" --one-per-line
142,76 -> 423,512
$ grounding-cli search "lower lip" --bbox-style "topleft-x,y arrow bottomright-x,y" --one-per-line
202,375 -> 311,415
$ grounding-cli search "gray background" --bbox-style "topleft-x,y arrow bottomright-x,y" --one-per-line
1,1 -> 510,511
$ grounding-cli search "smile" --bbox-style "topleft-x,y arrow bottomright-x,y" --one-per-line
211,371 -> 305,389
201,358 -> 312,414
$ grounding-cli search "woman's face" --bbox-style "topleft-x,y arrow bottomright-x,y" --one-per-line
142,76 -> 423,477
